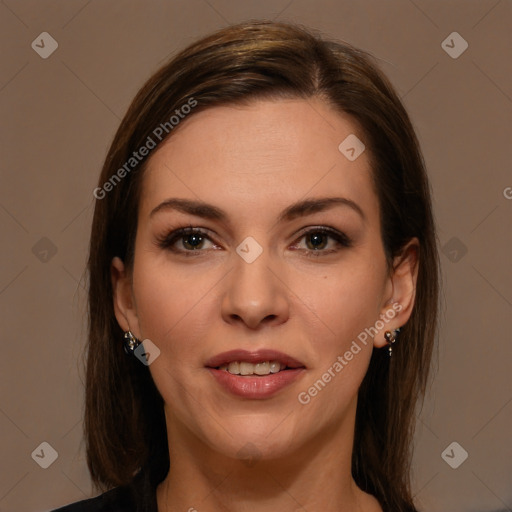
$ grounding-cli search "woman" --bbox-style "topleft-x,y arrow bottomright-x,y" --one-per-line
54,20 -> 439,512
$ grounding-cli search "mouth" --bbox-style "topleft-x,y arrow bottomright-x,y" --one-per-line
215,360 -> 297,376
205,349 -> 306,375
205,349 -> 306,398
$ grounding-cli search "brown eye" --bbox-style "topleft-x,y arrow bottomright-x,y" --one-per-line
292,227 -> 352,257
181,232 -> 206,250
305,232 -> 329,250
156,227 -> 216,255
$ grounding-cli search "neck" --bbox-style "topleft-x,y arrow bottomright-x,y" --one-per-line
156,401 -> 382,512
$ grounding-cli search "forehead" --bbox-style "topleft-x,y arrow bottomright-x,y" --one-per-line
140,98 -> 377,223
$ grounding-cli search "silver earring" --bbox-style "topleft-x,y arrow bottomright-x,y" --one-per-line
384,328 -> 401,357
123,330 -> 141,355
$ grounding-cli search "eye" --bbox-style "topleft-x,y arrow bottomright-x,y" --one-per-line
291,227 -> 352,257
155,226 -> 218,256
155,225 -> 352,258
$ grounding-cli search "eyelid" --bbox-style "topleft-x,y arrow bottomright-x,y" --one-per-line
154,226 -> 219,254
155,224 -> 352,256
294,225 -> 352,245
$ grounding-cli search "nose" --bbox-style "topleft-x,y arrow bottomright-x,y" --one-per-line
221,246 -> 290,330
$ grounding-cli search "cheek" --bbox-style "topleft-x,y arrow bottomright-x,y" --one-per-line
292,261 -> 386,409
298,260 -> 386,348
131,256 -> 218,359
132,247 -> 387,362
130,258 -> 220,421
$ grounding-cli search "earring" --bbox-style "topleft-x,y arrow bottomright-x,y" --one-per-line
123,330 -> 141,355
384,328 -> 401,357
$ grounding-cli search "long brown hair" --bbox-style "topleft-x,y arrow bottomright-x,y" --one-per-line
85,20 -> 439,511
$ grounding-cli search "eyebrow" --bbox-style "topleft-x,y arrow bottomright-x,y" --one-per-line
150,196 -> 366,223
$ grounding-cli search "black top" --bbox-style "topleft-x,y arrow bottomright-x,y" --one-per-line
51,470 -> 158,512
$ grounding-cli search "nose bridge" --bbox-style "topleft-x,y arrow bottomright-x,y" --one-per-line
221,235 -> 289,328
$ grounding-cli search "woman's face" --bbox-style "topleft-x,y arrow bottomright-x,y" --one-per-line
113,98 -> 416,462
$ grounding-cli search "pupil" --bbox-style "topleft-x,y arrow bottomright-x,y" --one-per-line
185,234 -> 202,249
308,233 -> 326,250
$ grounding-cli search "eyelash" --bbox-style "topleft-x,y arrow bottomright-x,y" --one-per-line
155,225 -> 353,258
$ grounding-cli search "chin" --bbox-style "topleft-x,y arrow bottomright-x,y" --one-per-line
222,435 -> 299,464
198,414 -> 304,463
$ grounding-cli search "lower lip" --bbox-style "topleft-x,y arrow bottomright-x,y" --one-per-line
207,368 -> 305,399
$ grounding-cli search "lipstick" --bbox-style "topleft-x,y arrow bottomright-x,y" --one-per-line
205,349 -> 306,399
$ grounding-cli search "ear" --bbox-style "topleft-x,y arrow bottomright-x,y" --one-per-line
374,238 -> 419,348
111,256 -> 141,338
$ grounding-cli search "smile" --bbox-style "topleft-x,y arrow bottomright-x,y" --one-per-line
205,349 -> 306,399
218,361 -> 286,376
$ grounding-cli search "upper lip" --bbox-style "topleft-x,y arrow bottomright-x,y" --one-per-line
205,349 -> 306,369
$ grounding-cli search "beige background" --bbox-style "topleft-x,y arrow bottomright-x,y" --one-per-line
0,1 -> 511,511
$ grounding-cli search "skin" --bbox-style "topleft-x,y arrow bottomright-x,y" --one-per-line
112,98 -> 419,512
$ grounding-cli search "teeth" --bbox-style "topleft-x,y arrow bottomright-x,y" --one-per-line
227,362 -> 239,374
219,360 -> 284,376
269,361 -> 280,373
240,362 -> 253,375
254,362 -> 270,375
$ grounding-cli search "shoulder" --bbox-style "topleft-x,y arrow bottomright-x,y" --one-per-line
50,468 -> 158,512
50,484 -> 136,512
